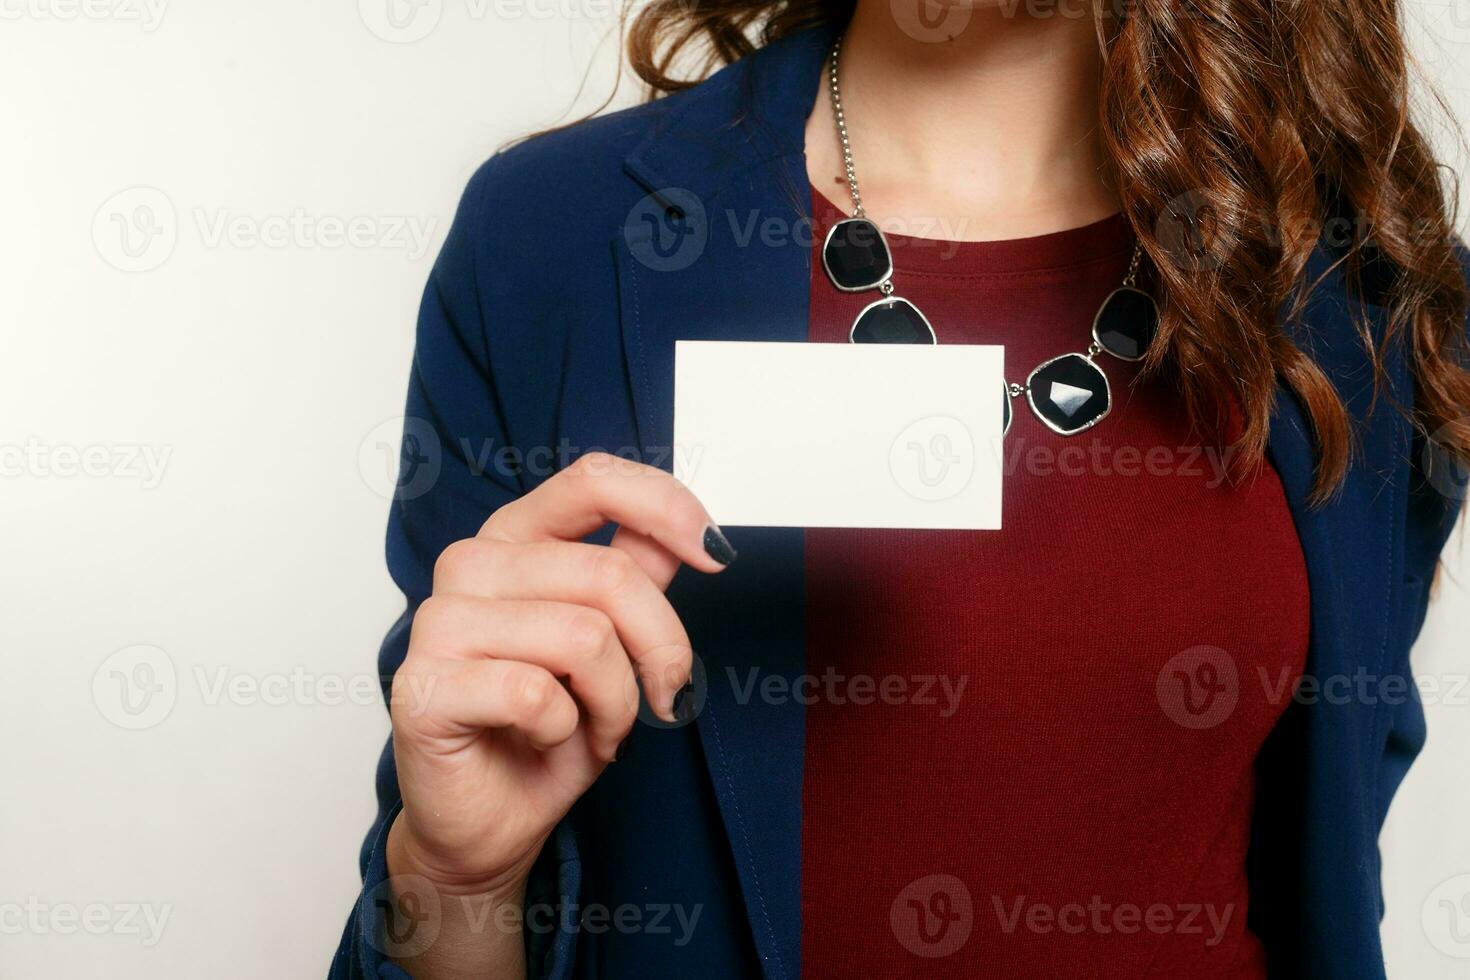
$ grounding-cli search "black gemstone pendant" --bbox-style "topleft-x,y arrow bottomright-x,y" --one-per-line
1092,286 -> 1159,361
850,297 -> 936,344
1025,353 -> 1110,435
823,218 -> 893,291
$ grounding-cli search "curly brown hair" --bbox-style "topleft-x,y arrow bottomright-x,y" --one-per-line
620,0 -> 1470,501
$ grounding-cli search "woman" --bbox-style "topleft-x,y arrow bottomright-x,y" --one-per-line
331,1 -> 1470,977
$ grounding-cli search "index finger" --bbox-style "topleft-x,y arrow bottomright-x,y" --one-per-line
479,452 -> 737,577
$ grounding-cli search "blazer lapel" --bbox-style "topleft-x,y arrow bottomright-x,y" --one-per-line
612,26 -> 834,980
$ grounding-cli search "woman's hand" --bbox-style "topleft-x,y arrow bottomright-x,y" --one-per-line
382,453 -> 735,978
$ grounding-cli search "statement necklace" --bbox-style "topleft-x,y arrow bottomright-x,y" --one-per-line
820,36 -> 1160,436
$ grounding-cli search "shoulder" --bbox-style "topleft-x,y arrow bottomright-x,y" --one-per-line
456,59 -> 760,249
466,101 -> 670,229
451,25 -> 828,250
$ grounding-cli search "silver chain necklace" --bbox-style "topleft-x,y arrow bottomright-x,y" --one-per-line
821,35 -> 1160,437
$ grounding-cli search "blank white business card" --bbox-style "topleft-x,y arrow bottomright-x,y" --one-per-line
673,341 -> 1004,530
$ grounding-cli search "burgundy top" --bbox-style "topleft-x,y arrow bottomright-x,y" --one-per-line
800,185 -> 1311,977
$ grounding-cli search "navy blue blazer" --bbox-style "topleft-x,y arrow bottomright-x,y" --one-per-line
331,25 -> 1466,980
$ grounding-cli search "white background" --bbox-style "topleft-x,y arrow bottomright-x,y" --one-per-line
1,3 -> 1468,977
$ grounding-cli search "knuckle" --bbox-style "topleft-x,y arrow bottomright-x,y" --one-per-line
563,607 -> 616,660
506,670 -> 556,718
645,641 -> 694,689
587,547 -> 639,596
478,507 -> 507,539
413,593 -> 452,627
406,595 -> 467,657
569,451 -> 614,479
432,538 -> 493,587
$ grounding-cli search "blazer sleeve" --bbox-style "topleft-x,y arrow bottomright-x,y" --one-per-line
1379,243 -> 1470,829
1403,242 -> 1470,609
328,159 -> 582,980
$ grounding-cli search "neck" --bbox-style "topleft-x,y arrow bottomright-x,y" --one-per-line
805,2 -> 1118,241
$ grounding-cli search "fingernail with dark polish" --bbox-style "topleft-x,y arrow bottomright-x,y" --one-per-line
671,682 -> 697,723
703,525 -> 737,566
